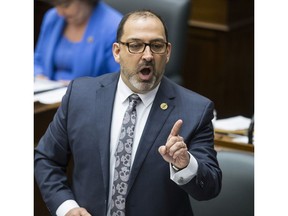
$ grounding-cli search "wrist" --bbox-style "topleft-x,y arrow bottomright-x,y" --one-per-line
172,164 -> 185,171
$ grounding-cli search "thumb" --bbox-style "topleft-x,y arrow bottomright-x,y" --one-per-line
158,146 -> 167,156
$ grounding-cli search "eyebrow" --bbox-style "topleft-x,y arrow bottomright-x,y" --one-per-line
124,38 -> 167,43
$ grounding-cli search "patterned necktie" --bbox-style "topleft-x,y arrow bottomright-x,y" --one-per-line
110,94 -> 141,216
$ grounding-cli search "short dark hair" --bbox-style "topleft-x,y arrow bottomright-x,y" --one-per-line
116,10 -> 168,42
41,0 -> 99,7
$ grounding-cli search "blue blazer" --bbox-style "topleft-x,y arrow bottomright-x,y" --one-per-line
34,2 -> 123,80
34,73 -> 222,216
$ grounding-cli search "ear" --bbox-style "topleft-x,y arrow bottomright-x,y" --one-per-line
166,43 -> 172,63
112,43 -> 121,63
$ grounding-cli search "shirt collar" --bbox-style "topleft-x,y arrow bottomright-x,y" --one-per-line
117,76 -> 160,107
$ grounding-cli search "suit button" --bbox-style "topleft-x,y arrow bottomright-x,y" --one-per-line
200,181 -> 204,188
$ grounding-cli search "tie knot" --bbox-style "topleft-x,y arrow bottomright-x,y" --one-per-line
129,94 -> 141,108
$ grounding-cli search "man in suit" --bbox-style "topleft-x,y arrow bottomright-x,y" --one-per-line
35,9 -> 222,216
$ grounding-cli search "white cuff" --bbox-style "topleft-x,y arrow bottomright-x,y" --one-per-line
56,200 -> 79,216
170,152 -> 198,185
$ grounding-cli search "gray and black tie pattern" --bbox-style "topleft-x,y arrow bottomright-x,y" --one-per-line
110,94 -> 141,216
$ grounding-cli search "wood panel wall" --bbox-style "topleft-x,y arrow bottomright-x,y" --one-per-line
183,0 -> 254,118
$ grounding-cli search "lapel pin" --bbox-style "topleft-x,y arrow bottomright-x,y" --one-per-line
160,103 -> 168,110
87,36 -> 94,43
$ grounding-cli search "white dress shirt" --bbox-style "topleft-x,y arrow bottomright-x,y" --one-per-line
56,77 -> 198,216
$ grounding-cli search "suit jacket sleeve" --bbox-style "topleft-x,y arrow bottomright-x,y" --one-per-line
181,99 -> 222,201
34,81 -> 75,215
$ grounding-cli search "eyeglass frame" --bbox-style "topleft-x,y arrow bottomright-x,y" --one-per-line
117,41 -> 169,54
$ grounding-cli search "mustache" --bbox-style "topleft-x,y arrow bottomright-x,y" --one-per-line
138,61 -> 154,69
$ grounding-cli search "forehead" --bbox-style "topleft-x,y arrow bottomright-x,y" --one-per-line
122,15 -> 166,41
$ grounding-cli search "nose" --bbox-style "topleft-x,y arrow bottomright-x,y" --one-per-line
142,45 -> 153,61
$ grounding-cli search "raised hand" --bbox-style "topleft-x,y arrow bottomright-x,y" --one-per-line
158,119 -> 190,170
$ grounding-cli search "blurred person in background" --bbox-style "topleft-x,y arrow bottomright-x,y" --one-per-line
34,0 -> 122,84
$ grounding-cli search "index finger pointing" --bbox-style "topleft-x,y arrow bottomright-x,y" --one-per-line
170,119 -> 183,136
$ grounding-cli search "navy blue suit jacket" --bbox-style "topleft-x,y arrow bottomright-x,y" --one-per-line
35,73 -> 222,216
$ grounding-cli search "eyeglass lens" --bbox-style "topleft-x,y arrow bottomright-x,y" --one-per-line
128,42 -> 167,54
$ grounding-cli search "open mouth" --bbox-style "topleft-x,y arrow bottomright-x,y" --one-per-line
139,66 -> 153,81
140,67 -> 151,75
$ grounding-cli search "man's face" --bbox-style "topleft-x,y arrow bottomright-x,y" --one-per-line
113,15 -> 171,94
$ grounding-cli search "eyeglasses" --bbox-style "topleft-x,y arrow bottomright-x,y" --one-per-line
118,41 -> 168,54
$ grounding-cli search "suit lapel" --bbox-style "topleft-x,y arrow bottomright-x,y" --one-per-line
127,78 -> 176,194
93,74 -> 119,198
